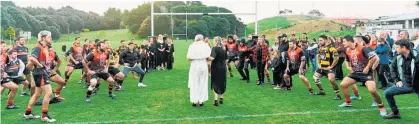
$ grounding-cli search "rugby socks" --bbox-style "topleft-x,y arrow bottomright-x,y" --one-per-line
86,87 -> 93,98
345,97 -> 351,104
108,85 -> 113,95
7,100 -> 13,106
25,107 -> 32,115
65,75 -> 70,83
315,83 -> 324,91
116,79 -> 123,86
353,89 -> 360,97
334,90 -> 340,95
42,108 -> 48,118
308,88 -> 314,93
265,73 -> 270,81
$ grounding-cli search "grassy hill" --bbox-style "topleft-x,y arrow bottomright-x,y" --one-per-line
246,15 -> 353,39
245,16 -> 291,35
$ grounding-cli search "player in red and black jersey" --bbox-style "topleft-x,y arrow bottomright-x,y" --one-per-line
83,39 -> 91,56
237,39 -> 250,83
224,35 -> 238,77
12,37 -> 34,96
83,41 -> 116,102
283,40 -> 313,94
23,30 -> 56,122
64,37 -> 85,86
339,35 -> 387,116
1,49 -> 28,109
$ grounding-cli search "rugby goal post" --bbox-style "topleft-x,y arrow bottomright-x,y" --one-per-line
151,1 -> 258,41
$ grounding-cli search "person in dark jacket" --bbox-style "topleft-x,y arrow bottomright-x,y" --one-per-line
166,38 -> 175,70
383,40 -> 419,119
375,38 -> 391,89
246,35 -> 257,69
335,37 -> 346,80
237,39 -> 250,83
148,36 -> 157,71
271,51 -> 282,89
119,42 -> 147,88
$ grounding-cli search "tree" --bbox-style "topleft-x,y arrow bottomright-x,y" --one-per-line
6,26 -> 16,40
53,15 -> 69,34
103,7 -> 122,29
6,7 -> 32,31
66,15 -> 84,33
137,16 -> 170,37
125,3 -> 152,33
202,16 -> 217,37
214,17 -> 230,36
84,12 -> 104,31
416,1 -> 419,7
187,20 -> 209,39
187,1 -> 203,6
121,10 -> 130,27
1,27 -> 7,39
129,24 -> 140,34
35,15 -> 60,32
47,26 -> 61,40
1,1 -> 16,8
308,9 -> 325,17
1,7 -> 16,28
279,9 -> 292,15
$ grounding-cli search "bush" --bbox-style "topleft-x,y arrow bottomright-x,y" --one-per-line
82,28 -> 90,32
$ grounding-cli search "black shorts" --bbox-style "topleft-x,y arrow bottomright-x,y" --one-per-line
10,77 -> 27,84
109,67 -> 121,76
347,72 -> 374,83
1,78 -> 14,84
33,74 -> 51,87
227,56 -> 237,63
68,61 -> 83,69
23,67 -> 31,75
91,72 -> 110,80
286,68 -> 305,76
315,69 -> 335,77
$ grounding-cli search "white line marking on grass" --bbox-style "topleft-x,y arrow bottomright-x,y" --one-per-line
65,107 -> 419,124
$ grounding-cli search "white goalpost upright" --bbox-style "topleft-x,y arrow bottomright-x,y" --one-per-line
150,1 -> 258,40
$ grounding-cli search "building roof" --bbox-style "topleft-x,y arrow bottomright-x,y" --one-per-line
380,12 -> 419,22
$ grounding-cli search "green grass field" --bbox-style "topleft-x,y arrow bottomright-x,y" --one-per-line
1,29 -> 419,124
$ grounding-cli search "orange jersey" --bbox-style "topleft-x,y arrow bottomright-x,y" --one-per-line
287,47 -> 305,67
345,45 -> 376,72
85,50 -> 110,71
224,42 -> 238,56
70,45 -> 84,61
31,43 -> 52,74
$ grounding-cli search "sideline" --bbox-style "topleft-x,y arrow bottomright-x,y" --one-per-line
65,106 -> 419,124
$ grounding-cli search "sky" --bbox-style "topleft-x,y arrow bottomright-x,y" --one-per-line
12,0 -> 419,24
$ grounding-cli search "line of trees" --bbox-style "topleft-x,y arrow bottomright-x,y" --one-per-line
124,1 -> 245,39
1,1 -> 115,40
1,1 -> 245,41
